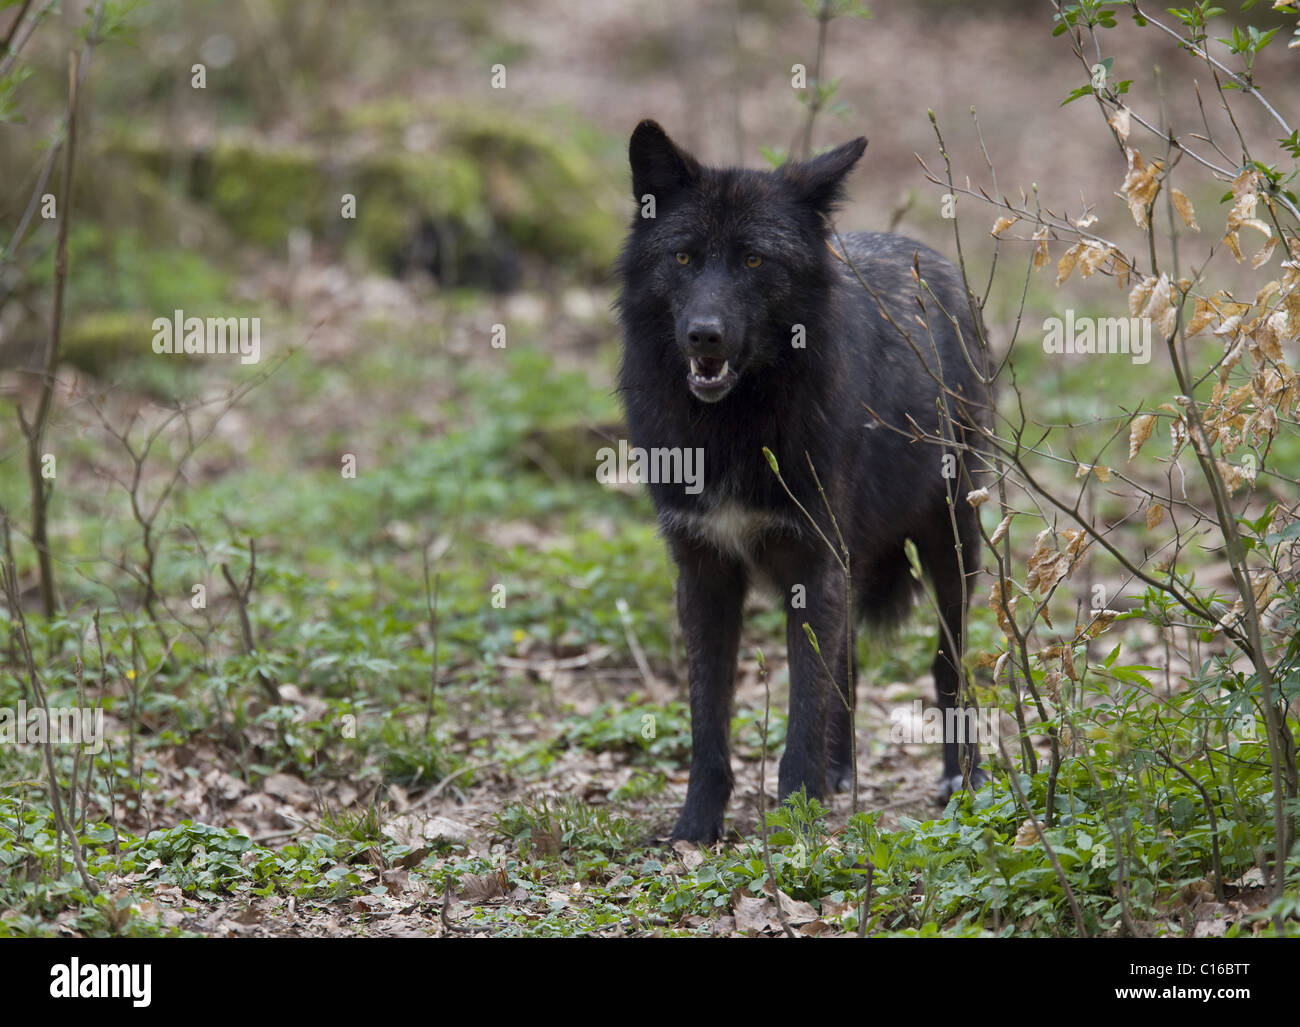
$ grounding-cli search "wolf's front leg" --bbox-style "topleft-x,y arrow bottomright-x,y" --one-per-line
669,538 -> 746,843
779,563 -> 847,805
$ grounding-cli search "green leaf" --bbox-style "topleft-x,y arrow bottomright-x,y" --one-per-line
1264,521 -> 1300,546
1061,84 -> 1095,107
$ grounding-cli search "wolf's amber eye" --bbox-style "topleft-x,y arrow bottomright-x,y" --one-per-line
745,254 -> 762,268
675,252 -> 691,265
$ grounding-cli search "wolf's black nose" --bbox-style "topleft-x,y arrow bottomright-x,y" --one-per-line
686,319 -> 724,351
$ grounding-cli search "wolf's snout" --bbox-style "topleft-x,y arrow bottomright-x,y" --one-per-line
685,319 -> 725,353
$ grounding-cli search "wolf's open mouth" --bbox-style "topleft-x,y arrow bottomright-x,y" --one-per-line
688,357 -> 738,401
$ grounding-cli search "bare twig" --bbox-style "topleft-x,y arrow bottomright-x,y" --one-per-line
755,649 -> 796,939
221,539 -> 279,703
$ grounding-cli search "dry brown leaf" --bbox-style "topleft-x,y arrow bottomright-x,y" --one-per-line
1224,170 -> 1266,262
989,513 -> 1014,546
1128,413 -> 1156,460
671,839 -> 705,871
1108,106 -> 1132,143
383,814 -> 473,848
1120,148 -> 1163,228
1252,311 -> 1287,363
732,894 -> 770,935
1079,241 -> 1112,278
1251,233 -> 1279,269
1129,276 -> 1157,317
1146,503 -> 1166,529
458,869 -> 508,903
1043,670 -> 1063,705
1140,273 -> 1172,321
988,580 -> 1018,637
759,881 -> 819,924
1056,243 -> 1083,287
1025,528 -> 1090,593
1185,297 -> 1218,338
1254,279 -> 1281,309
1225,229 -> 1244,261
991,215 -> 1017,238
1031,226 -> 1050,269
1085,609 -> 1120,638
1158,301 -> 1179,340
1170,188 -> 1199,231
1075,463 -> 1112,482
1216,460 -> 1247,494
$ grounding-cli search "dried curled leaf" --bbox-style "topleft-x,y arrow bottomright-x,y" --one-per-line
1250,310 -> 1287,364
1120,147 -> 1163,229
1108,106 -> 1132,143
991,215 -> 1017,238
1128,413 -> 1156,460
1146,502 -> 1166,529
1128,276 -> 1157,318
1075,463 -> 1113,482
966,487 -> 991,507
1185,297 -> 1218,338
1224,169 -> 1271,263
989,513 -> 1015,546
1171,188 -> 1199,231
1215,460 -> 1248,494
988,580 -> 1019,637
1084,609 -> 1120,639
1251,234 -> 1279,270
1078,241 -> 1113,278
1043,669 -> 1063,705
1140,273 -> 1171,321
1032,226 -> 1050,269
1057,243 -> 1083,287
1024,528 -> 1090,593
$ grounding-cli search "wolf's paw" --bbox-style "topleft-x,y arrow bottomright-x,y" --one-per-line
826,762 -> 855,794
670,810 -> 725,845
938,767 -> 990,803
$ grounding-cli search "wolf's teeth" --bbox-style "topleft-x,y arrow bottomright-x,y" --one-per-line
689,358 -> 730,383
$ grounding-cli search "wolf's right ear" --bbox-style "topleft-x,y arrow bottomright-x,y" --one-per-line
629,120 -> 700,206
784,136 -> 868,214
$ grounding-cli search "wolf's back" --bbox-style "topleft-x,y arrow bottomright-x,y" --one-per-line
833,231 -> 988,434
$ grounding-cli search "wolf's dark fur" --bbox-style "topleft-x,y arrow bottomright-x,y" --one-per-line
616,121 -> 987,843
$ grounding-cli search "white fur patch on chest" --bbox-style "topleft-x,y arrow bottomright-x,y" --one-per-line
661,501 -> 797,560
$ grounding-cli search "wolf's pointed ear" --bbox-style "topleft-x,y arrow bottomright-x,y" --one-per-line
784,137 -> 868,213
629,120 -> 700,205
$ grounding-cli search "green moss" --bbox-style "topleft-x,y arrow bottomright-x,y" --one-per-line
110,104 -> 624,284
198,142 -> 330,248
337,100 -> 624,275
438,108 -> 622,275
61,310 -> 147,375
350,150 -> 489,269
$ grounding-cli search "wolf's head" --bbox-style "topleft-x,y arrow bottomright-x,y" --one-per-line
618,120 -> 866,404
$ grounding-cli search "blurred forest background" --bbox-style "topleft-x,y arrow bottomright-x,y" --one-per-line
0,0 -> 1297,938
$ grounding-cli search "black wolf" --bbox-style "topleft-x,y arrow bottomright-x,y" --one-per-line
616,120 -> 988,843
